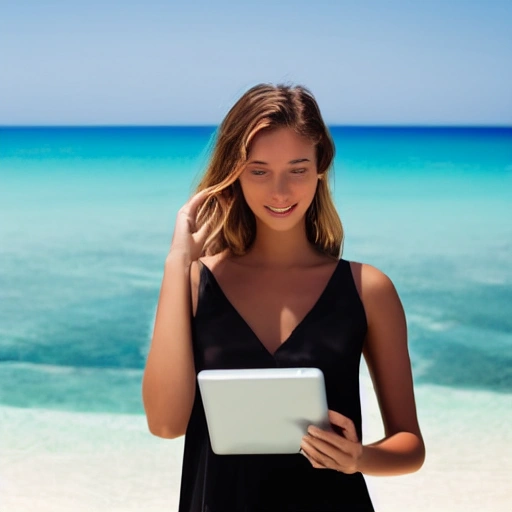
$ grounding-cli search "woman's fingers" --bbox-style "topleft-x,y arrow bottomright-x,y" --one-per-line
302,435 -> 338,463
177,189 -> 217,233
169,189 -> 214,262
300,445 -> 331,470
301,432 -> 361,474
327,410 -> 359,443
306,425 -> 356,454
170,187 -> 226,262
179,190 -> 210,229
300,411 -> 363,474
185,188 -> 211,214
185,188 -> 225,232
191,217 -> 212,245
301,437 -> 337,470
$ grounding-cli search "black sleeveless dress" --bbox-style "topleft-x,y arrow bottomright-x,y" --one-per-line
178,259 -> 374,512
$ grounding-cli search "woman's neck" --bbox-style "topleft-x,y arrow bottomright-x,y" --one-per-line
236,222 -> 324,269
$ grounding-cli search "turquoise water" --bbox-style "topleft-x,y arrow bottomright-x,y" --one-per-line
0,126 -> 511,414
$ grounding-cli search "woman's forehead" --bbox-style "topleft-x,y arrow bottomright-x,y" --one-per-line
247,127 -> 315,162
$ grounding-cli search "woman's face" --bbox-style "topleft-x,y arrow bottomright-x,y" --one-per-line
239,127 -> 318,233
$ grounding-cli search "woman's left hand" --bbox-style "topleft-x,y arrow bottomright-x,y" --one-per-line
300,410 -> 363,474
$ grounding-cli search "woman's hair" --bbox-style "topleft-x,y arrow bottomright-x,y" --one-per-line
195,83 -> 343,258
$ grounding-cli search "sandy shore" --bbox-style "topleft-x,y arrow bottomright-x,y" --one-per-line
1,376 -> 511,511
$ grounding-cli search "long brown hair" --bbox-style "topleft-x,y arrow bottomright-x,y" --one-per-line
195,83 -> 343,258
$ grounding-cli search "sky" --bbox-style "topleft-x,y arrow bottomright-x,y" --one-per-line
0,0 -> 511,126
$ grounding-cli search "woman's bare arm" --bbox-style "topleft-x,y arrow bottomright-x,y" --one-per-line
142,256 -> 197,438
142,190 -> 210,439
358,263 -> 425,475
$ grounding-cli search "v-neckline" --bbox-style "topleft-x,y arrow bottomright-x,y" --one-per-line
200,260 -> 342,358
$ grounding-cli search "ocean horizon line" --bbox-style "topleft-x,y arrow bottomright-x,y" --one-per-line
1,124 -> 511,130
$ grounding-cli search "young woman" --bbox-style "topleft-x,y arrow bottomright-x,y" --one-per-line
142,84 -> 425,511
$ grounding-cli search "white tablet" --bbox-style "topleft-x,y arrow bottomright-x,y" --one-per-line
197,367 -> 330,455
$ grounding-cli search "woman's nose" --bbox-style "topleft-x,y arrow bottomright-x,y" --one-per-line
270,175 -> 290,202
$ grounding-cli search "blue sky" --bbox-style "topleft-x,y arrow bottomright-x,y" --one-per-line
1,0 -> 511,125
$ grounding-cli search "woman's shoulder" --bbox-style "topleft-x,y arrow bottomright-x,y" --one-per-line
344,259 -> 399,305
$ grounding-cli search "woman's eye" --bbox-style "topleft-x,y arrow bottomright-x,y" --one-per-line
251,170 -> 266,176
291,168 -> 306,174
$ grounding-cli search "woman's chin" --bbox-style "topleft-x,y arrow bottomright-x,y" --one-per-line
254,212 -> 307,233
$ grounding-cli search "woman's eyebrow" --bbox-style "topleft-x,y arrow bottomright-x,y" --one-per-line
247,158 -> 311,165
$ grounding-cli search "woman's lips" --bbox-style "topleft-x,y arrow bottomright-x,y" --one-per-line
264,204 -> 297,217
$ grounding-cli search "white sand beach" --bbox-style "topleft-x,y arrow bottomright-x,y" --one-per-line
1,375 -> 511,512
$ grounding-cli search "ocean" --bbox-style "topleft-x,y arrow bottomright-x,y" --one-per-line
1,126 -> 511,417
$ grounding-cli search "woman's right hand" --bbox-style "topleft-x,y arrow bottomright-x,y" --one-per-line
167,189 -> 214,267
